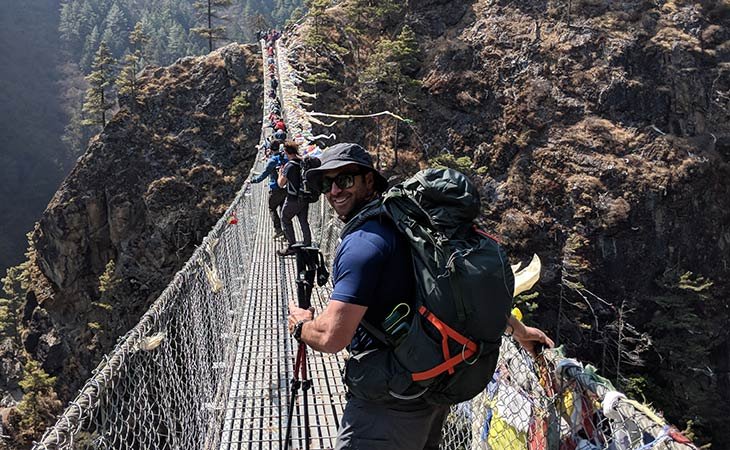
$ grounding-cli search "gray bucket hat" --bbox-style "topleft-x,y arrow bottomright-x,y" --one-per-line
306,143 -> 388,192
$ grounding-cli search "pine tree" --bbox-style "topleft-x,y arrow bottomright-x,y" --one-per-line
77,0 -> 101,58
129,20 -> 149,62
192,0 -> 232,53
360,26 -> 421,165
80,25 -> 100,72
305,0 -> 328,29
287,6 -> 305,27
101,2 -> 129,57
78,0 -> 99,37
302,0 -> 329,58
167,22 -> 189,61
142,20 -> 167,66
344,0 -> 401,30
16,360 -> 62,445
59,1 -> 83,54
116,22 -> 148,103
392,24 -> 420,76
82,41 -> 116,129
361,26 -> 420,100
0,262 -> 30,341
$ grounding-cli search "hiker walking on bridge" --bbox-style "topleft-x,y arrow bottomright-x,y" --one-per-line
277,141 -> 312,256
247,147 -> 287,239
287,143 -> 553,449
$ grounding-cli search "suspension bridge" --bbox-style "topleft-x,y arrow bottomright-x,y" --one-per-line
31,35 -> 699,450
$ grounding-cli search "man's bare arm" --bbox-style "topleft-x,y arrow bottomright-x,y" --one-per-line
288,300 -> 367,353
277,168 -> 287,188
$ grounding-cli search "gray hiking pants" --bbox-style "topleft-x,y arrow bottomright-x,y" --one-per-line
334,397 -> 449,450
268,187 -> 286,231
281,195 -> 311,247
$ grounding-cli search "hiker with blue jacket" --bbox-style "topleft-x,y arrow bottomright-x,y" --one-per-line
286,143 -> 553,449
247,146 -> 287,239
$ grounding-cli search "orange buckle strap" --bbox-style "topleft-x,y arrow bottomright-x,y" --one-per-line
473,225 -> 500,243
411,306 -> 478,382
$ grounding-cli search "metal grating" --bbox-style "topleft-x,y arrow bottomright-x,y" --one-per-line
218,123 -> 347,450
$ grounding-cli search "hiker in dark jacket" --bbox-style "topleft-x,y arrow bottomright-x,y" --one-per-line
276,141 -> 312,256
273,128 -> 287,142
287,143 -> 553,450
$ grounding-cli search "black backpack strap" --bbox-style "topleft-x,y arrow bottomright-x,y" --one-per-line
340,199 -> 385,238
360,319 -> 391,347
285,160 -> 300,196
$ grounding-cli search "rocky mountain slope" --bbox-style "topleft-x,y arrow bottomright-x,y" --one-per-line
0,43 -> 262,446
287,0 -> 729,445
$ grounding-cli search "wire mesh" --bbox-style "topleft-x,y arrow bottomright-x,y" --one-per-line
33,35 -> 699,450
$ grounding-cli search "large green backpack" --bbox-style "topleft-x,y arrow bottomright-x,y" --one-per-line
341,168 -> 514,405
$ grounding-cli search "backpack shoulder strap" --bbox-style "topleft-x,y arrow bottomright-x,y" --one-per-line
339,198 -> 385,238
285,160 -> 300,195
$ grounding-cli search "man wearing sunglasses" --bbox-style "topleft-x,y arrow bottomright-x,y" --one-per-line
286,143 -> 448,449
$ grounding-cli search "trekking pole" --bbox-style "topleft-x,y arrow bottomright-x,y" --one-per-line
283,245 -> 319,450
283,341 -> 311,450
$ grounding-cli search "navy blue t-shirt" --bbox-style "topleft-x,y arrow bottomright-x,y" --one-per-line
331,218 -> 414,353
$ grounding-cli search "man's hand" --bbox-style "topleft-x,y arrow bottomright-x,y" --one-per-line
512,323 -> 554,357
288,302 -> 314,335
507,314 -> 554,357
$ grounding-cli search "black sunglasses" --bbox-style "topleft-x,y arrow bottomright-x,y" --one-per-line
322,171 -> 364,193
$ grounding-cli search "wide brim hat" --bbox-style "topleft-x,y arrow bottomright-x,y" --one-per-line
306,143 -> 388,193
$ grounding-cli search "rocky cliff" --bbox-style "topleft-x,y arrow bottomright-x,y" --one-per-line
288,0 -> 729,445
1,43 -> 262,445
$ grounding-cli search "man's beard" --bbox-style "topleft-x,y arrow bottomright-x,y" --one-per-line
340,194 -> 380,223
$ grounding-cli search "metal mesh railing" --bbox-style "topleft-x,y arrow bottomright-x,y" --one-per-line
31,176 -> 258,450
32,34 -> 700,450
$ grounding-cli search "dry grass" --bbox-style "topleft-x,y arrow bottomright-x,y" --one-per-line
558,116 -> 641,154
208,53 -> 226,68
651,26 -> 703,52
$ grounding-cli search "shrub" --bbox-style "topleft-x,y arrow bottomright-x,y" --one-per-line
16,360 -> 62,445
228,92 -> 250,117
